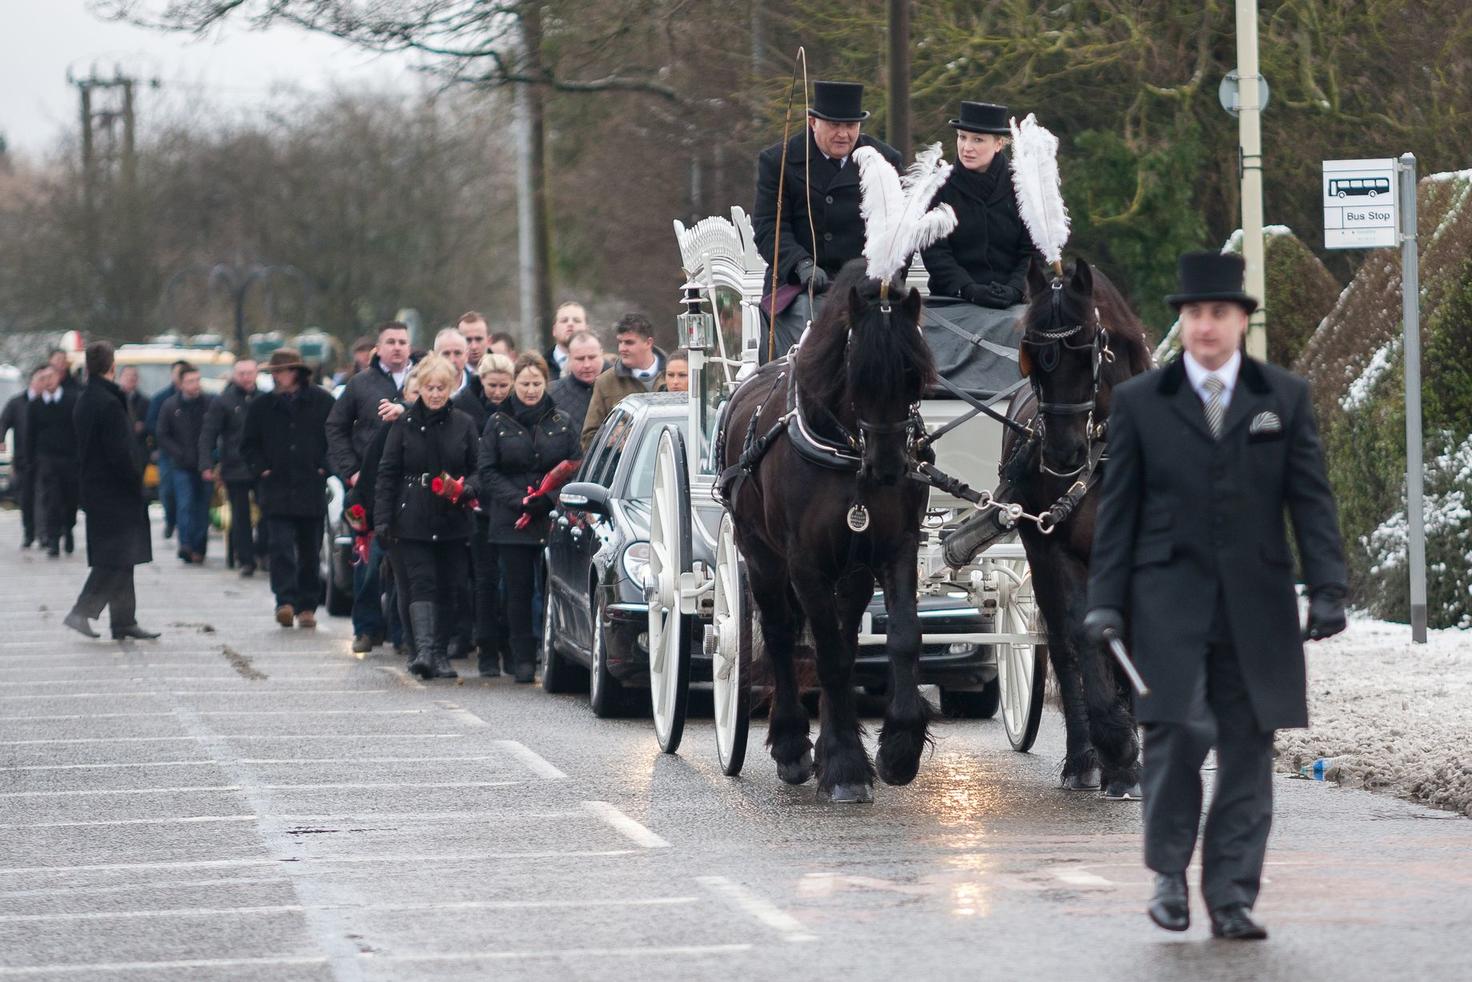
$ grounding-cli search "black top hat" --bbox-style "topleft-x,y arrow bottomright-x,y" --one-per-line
1165,251 -> 1259,313
949,101 -> 1011,135
808,81 -> 870,122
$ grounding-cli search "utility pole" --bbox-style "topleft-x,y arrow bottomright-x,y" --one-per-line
887,0 -> 912,160
1234,0 -> 1268,359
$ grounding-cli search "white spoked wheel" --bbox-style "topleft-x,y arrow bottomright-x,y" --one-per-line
712,513 -> 751,776
647,427 -> 693,755
997,567 -> 1047,753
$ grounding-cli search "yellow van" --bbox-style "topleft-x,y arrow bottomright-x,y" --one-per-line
115,344 -> 236,492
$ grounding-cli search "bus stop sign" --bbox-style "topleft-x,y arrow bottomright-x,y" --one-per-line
1323,158 -> 1398,249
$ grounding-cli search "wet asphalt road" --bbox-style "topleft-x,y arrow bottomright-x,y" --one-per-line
2,509 -> 1470,981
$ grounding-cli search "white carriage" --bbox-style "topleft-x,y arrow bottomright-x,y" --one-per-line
644,207 -> 1048,774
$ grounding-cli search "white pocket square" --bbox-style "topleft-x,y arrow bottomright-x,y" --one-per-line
1249,411 -> 1282,435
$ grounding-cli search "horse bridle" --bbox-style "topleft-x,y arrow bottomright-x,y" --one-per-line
1021,281 -> 1113,479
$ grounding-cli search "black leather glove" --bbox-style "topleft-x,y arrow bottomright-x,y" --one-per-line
796,259 -> 829,293
523,494 -> 554,520
1083,607 -> 1125,647
1303,586 -> 1347,641
963,282 -> 1012,309
989,283 -> 1025,307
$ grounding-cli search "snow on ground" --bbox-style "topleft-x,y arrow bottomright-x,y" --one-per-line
1275,613 -> 1472,816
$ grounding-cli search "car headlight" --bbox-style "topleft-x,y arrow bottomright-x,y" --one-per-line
622,541 -> 651,587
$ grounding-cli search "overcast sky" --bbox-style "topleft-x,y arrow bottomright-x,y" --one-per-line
1,0 -> 417,156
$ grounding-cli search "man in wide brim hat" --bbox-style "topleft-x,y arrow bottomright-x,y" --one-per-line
1084,247 -> 1346,940
751,79 -> 902,360
262,348 -> 307,374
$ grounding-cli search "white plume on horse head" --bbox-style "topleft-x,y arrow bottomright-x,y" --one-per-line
855,142 -> 957,289
1009,113 -> 1070,273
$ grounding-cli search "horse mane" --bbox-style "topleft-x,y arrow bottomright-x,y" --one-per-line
797,258 -> 936,416
1088,266 -> 1154,378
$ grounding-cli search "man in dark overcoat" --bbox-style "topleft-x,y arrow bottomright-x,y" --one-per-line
64,342 -> 159,641
200,359 -> 264,577
1085,251 -> 1347,940
752,80 -> 902,359
26,363 -> 80,557
241,349 -> 335,629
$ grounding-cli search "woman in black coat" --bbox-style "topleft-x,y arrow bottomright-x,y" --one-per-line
374,355 -> 481,680
920,101 -> 1039,307
477,352 -> 579,683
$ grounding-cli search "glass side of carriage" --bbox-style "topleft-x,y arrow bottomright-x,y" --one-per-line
637,207 -> 1049,776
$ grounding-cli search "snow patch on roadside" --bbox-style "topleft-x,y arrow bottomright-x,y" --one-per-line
1275,614 -> 1472,817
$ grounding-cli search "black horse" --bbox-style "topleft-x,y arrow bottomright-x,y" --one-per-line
719,259 -> 935,803
1002,257 -> 1154,798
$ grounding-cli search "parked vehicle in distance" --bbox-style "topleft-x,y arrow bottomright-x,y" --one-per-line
0,364 -> 22,497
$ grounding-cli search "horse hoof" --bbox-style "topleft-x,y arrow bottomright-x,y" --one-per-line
825,782 -> 875,804
1102,781 -> 1142,800
777,750 -> 814,785
1062,768 -> 1102,791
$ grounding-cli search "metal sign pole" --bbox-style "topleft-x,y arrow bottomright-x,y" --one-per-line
1399,152 -> 1427,643
1236,0 -> 1268,360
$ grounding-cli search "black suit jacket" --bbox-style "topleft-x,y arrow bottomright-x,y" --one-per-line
920,154 -> 1038,299
1087,356 -> 1347,730
752,130 -> 903,286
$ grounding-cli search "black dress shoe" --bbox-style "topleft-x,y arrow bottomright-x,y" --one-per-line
63,531 -> 74,554
1147,873 -> 1190,932
112,624 -> 161,640
163,522 -> 175,539
1210,905 -> 1267,940
63,610 -> 99,638
239,564 -> 256,578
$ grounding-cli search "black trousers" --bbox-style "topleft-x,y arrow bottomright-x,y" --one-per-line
394,538 -> 470,604
267,515 -> 323,612
225,481 -> 263,568
15,462 -> 36,542
1141,637 -> 1275,912
72,565 -> 137,632
35,456 -> 78,546
470,516 -> 507,653
501,543 -> 541,664
384,543 -> 413,651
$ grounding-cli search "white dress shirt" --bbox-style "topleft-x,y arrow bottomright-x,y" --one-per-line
1182,350 -> 1241,412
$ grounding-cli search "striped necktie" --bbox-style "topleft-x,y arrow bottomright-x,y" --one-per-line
1202,375 -> 1226,439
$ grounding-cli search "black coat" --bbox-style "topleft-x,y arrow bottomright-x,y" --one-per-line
326,354 -> 412,480
1,392 -> 29,467
26,389 -> 79,462
74,376 -> 151,568
374,401 -> 481,543
920,154 -> 1038,300
478,396 -> 578,546
1087,356 -> 1348,730
753,130 -> 903,285
240,385 -> 335,517
123,389 -> 149,454
156,392 -> 211,472
451,383 -> 504,438
548,373 -> 595,437
199,383 -> 260,483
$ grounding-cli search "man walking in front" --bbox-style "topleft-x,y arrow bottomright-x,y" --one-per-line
157,364 -> 212,564
1085,251 -> 1348,940
201,358 -> 264,577
327,322 -> 413,651
242,349 -> 335,629
65,342 -> 159,641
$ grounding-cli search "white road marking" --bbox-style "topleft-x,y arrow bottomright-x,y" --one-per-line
0,896 -> 698,923
0,734 -> 466,746
4,713 -> 179,721
494,739 -> 568,780
255,781 -> 522,791
697,874 -> 817,943
436,701 -> 489,728
377,665 -> 424,689
0,690 -> 387,700
1053,869 -> 1114,888
0,956 -> 330,976
0,786 -> 242,798
0,759 -> 216,772
0,876 -> 292,899
0,850 -> 640,876
581,800 -> 671,849
0,816 -> 255,830
365,944 -> 754,964
0,676 -> 350,686
237,755 -> 504,765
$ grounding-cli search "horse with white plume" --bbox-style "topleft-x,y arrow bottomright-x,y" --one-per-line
718,146 -> 955,803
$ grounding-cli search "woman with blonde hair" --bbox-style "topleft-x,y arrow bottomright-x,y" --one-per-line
374,354 -> 482,680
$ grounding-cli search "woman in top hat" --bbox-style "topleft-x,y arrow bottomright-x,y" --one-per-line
920,101 -> 1038,309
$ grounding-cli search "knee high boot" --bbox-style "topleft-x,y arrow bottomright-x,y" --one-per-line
512,636 -> 536,685
430,601 -> 458,680
407,602 -> 436,680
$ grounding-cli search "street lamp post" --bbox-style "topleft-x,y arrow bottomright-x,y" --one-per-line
1236,0 -> 1268,360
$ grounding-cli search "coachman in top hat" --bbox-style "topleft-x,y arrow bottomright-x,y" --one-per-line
751,80 -> 902,358
1084,251 -> 1348,940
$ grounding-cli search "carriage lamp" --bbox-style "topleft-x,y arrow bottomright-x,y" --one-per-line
678,284 -> 715,351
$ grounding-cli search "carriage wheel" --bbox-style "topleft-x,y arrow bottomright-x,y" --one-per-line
712,513 -> 752,776
998,569 -> 1047,753
647,426 -> 693,755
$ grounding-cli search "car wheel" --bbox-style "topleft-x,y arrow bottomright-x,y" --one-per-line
589,593 -> 632,718
540,587 -> 584,694
939,678 -> 1001,719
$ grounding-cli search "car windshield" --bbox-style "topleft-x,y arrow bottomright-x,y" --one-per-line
624,418 -> 689,501
129,359 -> 232,398
0,377 -> 22,406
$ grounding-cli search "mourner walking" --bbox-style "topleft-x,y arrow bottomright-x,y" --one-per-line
117,365 -> 150,460
200,358 -> 265,576
145,360 -> 189,540
241,348 -> 335,629
156,363 -> 212,564
751,79 -> 903,358
26,362 -> 79,557
327,321 -> 415,652
580,314 -> 665,451
63,342 -> 159,642
543,301 -> 588,381
1084,251 -> 1348,940
479,352 -> 579,683
0,365 -> 45,549
374,354 -> 482,680
547,330 -> 603,434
